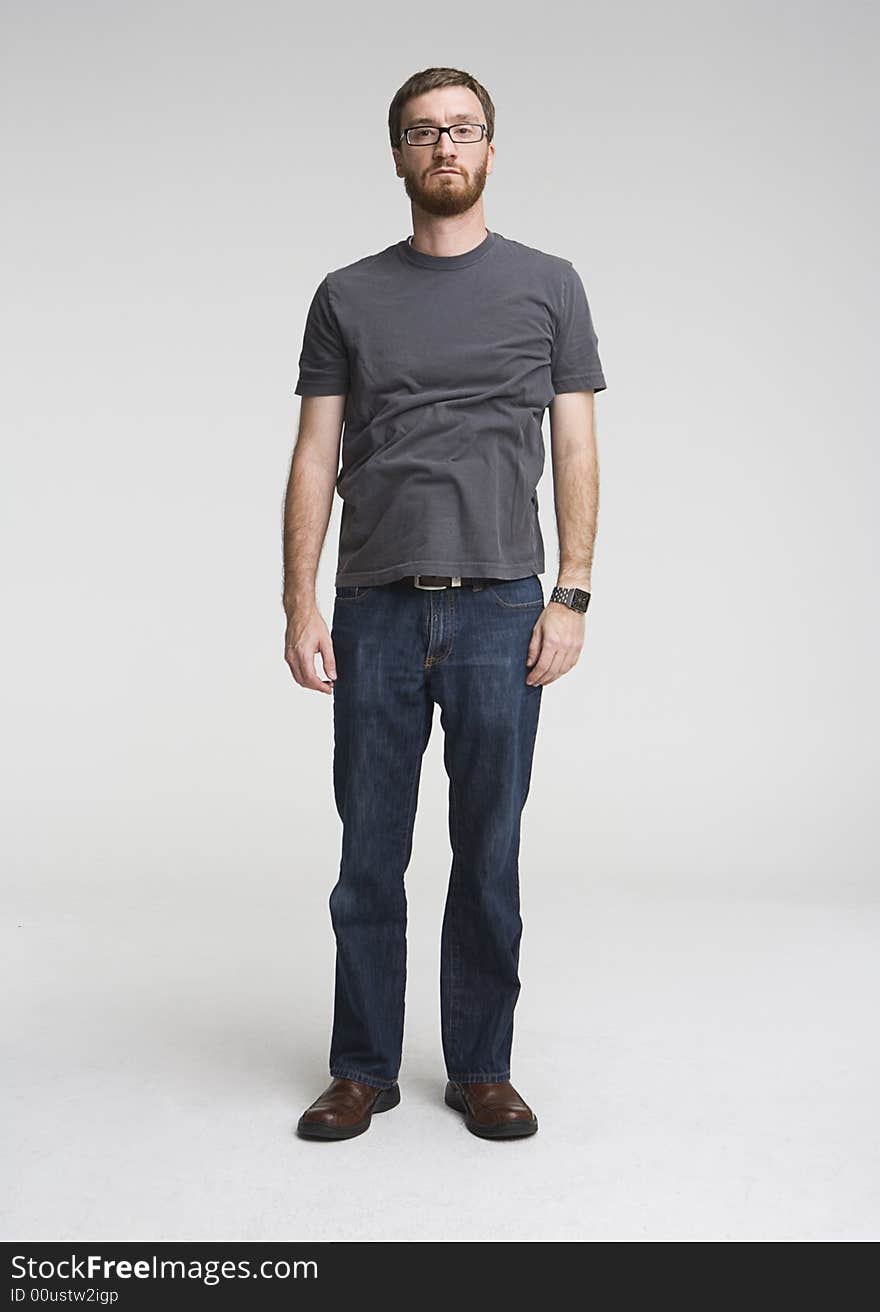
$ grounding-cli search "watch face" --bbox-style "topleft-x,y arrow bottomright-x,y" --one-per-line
550,586 -> 590,612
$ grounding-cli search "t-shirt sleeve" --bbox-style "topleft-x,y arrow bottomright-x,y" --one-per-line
550,261 -> 607,395
294,274 -> 350,396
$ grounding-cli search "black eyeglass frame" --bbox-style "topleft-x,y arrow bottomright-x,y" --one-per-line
398,123 -> 488,146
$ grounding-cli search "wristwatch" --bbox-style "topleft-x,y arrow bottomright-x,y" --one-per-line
549,585 -> 591,613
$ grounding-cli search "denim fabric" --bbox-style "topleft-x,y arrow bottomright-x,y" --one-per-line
326,574 -> 544,1088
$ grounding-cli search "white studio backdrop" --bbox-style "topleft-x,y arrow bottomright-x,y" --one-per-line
1,0 -> 877,1243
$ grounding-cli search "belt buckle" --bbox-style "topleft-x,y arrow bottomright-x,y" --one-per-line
413,575 -> 462,590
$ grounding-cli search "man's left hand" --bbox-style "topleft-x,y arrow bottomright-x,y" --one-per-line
525,602 -> 586,686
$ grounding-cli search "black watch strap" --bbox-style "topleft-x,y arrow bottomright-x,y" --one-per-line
549,585 -> 591,613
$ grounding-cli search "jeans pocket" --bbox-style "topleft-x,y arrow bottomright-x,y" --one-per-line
487,575 -> 545,609
334,585 -> 369,602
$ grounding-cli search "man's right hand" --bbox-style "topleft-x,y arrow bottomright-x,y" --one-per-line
284,605 -> 337,694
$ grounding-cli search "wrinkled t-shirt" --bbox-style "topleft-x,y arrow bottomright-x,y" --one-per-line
294,228 -> 607,586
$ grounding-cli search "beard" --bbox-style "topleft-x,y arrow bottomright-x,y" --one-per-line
402,156 -> 489,217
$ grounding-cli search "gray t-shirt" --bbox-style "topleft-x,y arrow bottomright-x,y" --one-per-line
294,228 -> 607,586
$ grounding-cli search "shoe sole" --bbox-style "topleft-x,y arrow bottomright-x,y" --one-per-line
296,1082 -> 400,1140
444,1082 -> 539,1139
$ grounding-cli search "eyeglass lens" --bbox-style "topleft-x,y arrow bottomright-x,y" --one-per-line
405,125 -> 484,145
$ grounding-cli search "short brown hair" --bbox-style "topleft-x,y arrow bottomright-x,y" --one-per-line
388,67 -> 495,149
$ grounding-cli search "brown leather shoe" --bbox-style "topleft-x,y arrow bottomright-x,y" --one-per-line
297,1077 -> 400,1140
445,1079 -> 538,1139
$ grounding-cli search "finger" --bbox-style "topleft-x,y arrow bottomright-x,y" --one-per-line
319,634 -> 337,684
525,619 -> 543,668
526,644 -> 556,685
297,649 -> 334,693
545,651 -> 570,683
531,647 -> 564,686
285,648 -> 303,683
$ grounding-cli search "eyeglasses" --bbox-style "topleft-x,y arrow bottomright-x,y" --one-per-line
399,123 -> 487,146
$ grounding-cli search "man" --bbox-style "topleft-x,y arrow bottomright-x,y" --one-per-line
283,67 -> 606,1141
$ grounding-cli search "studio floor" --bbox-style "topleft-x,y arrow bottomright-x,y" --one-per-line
4,883 -> 877,1242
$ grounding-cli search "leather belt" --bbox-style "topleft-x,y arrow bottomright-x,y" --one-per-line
407,575 -> 499,590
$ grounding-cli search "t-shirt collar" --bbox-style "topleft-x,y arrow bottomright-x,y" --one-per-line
397,229 -> 498,270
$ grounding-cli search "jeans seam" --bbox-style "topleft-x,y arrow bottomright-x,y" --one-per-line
445,772 -> 462,1068
490,596 -> 543,609
488,576 -> 544,609
423,592 -> 433,666
448,1071 -> 512,1083
425,591 -> 456,666
434,591 -> 456,666
329,1067 -> 397,1090
396,705 -> 429,1070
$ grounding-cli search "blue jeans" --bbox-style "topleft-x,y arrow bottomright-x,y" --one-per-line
326,574 -> 545,1089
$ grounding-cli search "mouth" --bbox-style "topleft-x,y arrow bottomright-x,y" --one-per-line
432,169 -> 460,176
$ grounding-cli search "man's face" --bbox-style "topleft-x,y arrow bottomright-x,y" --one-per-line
393,88 -> 494,218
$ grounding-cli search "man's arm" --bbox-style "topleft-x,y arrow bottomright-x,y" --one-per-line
282,393 -> 345,692
524,389 -> 599,686
548,389 -> 599,593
